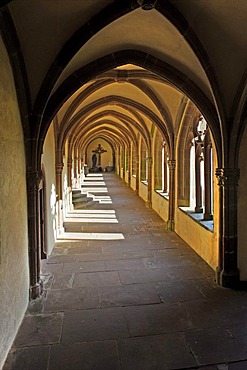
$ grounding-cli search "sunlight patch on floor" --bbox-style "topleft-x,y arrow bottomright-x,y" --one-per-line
82,182 -> 106,186
66,213 -> 116,219
58,232 -> 124,240
64,217 -> 118,223
68,210 -> 116,214
81,188 -> 108,193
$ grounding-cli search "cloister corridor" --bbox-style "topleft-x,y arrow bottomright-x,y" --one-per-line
4,173 -> 247,370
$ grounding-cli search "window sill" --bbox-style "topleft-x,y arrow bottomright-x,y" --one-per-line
155,190 -> 169,200
141,180 -> 148,186
179,207 -> 214,232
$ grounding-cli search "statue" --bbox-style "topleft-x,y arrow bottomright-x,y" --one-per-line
92,144 -> 107,166
92,153 -> 97,167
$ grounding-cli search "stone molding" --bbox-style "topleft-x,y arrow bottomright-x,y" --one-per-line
168,159 -> 176,171
215,168 -> 240,187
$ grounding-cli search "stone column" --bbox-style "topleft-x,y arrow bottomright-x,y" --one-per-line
195,149 -> 203,213
78,155 -> 81,175
56,163 -> 64,200
56,163 -> 64,235
74,157 -> 79,188
67,158 -> 72,188
122,148 -> 125,179
167,160 -> 176,231
163,144 -> 168,193
67,159 -> 73,211
128,149 -> 131,186
135,154 -> 140,195
118,149 -> 121,176
146,156 -> 152,208
215,168 -> 240,287
26,170 -> 43,299
204,144 -> 213,220
112,151 -> 116,171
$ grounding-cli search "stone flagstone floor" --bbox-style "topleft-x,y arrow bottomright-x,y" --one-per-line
3,173 -> 247,370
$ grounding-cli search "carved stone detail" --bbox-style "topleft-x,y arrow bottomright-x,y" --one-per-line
56,163 -> 64,175
168,159 -> 176,171
115,70 -> 128,83
137,0 -> 157,10
26,170 -> 42,192
216,168 -> 240,187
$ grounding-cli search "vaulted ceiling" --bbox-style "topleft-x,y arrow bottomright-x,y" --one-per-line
3,0 -> 247,165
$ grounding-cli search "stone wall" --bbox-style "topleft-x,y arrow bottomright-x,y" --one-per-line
175,208 -> 218,269
152,192 -> 169,223
0,36 -> 29,368
41,123 -> 57,256
238,124 -> 247,280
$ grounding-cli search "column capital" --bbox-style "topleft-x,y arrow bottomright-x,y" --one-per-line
168,159 -> 176,170
215,168 -> 240,187
56,162 -> 64,175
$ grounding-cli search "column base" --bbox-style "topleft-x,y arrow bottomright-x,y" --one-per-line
167,219 -> 174,231
68,204 -> 74,212
29,280 -> 43,300
203,213 -> 213,221
134,189 -> 139,195
195,206 -> 203,213
145,201 -> 152,208
215,267 -> 240,288
57,226 -> 65,237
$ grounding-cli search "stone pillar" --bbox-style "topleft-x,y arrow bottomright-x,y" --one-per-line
215,168 -> 240,288
122,148 -> 125,179
26,170 -> 43,299
67,159 -> 73,211
128,149 -> 131,186
56,163 -> 64,235
56,163 -> 64,200
67,158 -> 72,188
112,151 -> 116,171
163,144 -> 168,193
78,155 -> 81,175
195,150 -> 203,213
146,156 -> 152,208
118,149 -> 121,176
167,160 -> 176,231
74,157 -> 79,188
204,144 -> 213,220
135,154 -> 140,195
